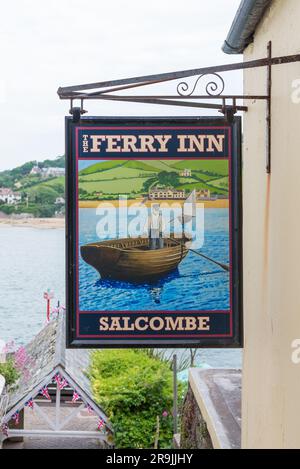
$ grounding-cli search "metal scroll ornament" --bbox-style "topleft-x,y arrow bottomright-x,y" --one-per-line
177,73 -> 225,97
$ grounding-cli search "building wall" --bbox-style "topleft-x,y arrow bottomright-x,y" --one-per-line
242,0 -> 300,448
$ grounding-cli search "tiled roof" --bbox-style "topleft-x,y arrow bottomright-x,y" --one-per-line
0,188 -> 13,195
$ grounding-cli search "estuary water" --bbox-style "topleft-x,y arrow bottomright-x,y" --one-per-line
0,226 -> 65,345
0,224 -> 242,369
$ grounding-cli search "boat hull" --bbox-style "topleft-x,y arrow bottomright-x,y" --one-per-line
80,237 -> 188,281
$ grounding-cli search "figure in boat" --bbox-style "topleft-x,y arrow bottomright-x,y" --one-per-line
148,203 -> 164,250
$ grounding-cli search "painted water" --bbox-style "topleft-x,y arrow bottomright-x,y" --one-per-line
0,224 -> 242,369
79,208 -> 230,311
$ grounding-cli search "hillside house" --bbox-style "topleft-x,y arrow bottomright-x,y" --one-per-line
55,197 -> 65,205
30,167 -> 65,178
41,168 -> 65,178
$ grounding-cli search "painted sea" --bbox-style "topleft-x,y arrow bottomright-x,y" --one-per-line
0,223 -> 242,369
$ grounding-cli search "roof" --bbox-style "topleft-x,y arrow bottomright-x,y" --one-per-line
0,188 -> 13,195
222,0 -> 272,54
0,188 -> 21,197
150,187 -> 185,192
6,315 -> 107,423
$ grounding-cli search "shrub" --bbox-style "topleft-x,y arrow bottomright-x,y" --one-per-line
0,359 -> 20,387
89,349 -> 180,449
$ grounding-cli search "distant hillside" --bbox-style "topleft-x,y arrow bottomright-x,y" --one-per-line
0,155 -> 65,189
0,155 -> 65,218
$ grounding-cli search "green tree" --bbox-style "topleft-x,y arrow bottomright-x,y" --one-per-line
142,177 -> 157,192
29,186 -> 57,205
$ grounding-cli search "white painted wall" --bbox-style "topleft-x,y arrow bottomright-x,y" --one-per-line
242,0 -> 300,449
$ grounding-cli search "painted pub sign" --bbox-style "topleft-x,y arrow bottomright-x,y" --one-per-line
66,117 -> 242,348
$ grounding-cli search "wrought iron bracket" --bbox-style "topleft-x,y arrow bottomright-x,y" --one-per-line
69,100 -> 87,123
59,42 -> 300,173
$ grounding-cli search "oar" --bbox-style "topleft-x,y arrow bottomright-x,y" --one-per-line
169,237 -> 230,272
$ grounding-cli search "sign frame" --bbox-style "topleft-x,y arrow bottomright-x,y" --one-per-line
66,116 -> 243,349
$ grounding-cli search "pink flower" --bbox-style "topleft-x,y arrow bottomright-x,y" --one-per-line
14,346 -> 36,384
162,411 -> 168,418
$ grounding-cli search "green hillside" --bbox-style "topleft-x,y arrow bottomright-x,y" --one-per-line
208,176 -> 229,190
177,181 -> 228,195
79,160 -> 126,175
80,177 -> 150,194
78,159 -> 176,176
170,160 -> 228,176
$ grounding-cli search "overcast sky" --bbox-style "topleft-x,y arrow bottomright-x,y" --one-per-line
0,0 -> 242,171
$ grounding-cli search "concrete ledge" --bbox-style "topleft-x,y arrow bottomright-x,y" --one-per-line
187,369 -> 241,449
173,433 -> 180,449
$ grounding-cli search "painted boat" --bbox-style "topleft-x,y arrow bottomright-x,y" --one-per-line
80,236 -> 189,281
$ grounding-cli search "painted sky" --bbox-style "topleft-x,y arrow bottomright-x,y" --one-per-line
0,0 -> 242,171
78,160 -> 105,171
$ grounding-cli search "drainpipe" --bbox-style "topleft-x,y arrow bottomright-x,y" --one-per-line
222,0 -> 272,54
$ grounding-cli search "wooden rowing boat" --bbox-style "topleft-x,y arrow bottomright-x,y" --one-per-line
80,236 -> 189,281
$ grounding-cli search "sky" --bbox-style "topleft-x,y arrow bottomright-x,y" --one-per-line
0,0 -> 242,171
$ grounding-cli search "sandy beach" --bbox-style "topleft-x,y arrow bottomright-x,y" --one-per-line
79,199 -> 229,209
0,217 -> 65,229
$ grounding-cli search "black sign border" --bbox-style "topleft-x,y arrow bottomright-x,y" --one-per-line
66,116 -> 243,349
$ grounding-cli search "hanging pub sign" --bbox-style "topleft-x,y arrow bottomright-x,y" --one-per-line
66,117 -> 243,348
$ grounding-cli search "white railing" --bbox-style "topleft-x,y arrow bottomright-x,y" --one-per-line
0,375 -> 8,425
0,394 -> 8,424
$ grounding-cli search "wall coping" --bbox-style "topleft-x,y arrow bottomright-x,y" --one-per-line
189,368 -> 241,449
